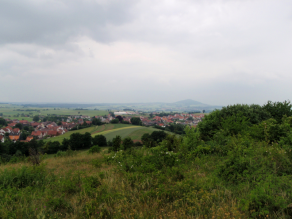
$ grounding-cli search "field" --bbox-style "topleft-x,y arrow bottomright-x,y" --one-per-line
0,104 -> 109,118
94,126 -> 166,142
44,124 -> 167,144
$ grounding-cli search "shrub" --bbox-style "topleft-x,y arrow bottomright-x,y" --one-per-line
88,145 -> 101,154
122,137 -> 134,150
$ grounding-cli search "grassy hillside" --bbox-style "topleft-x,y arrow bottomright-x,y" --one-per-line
2,101 -> 292,218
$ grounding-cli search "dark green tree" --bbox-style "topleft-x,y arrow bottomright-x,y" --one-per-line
130,117 -> 142,125
61,138 -> 70,151
15,123 -> 23,130
83,132 -> 92,148
69,133 -> 83,150
92,118 -> 102,125
0,118 -> 7,127
122,137 -> 134,150
112,135 -> 122,151
116,116 -> 123,122
92,135 -> 107,146
150,131 -> 167,143
33,115 -> 40,122
262,100 -> 292,123
110,119 -> 119,124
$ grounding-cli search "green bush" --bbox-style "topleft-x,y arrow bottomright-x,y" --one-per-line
88,145 -> 101,154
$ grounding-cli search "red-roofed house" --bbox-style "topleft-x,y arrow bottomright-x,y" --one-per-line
9,134 -> 20,142
26,136 -> 34,142
78,119 -> 84,124
85,121 -> 92,125
13,128 -> 20,134
48,130 -> 58,137
31,122 -> 40,128
8,123 -> 17,127
2,127 -> 12,134
19,120 -> 28,124
31,131 -> 43,138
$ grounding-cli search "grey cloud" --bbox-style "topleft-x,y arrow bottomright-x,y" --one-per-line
1,0 -> 292,105
0,0 -> 136,45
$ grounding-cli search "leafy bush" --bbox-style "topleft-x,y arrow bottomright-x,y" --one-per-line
88,145 -> 101,154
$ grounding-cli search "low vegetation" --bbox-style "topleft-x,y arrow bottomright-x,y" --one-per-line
1,100 -> 292,218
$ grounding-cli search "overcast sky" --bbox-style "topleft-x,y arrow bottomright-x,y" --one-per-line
0,0 -> 292,106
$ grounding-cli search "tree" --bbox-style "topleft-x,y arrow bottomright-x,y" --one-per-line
69,133 -> 83,150
15,123 -> 23,130
130,117 -> 142,125
203,110 -> 205,113
141,133 -> 156,148
92,135 -> 107,146
83,132 -> 92,148
33,115 -> 40,122
44,141 -> 61,154
187,117 -> 194,121
61,138 -> 70,151
262,100 -> 292,123
141,133 -> 151,145
57,121 -> 62,126
122,137 -> 134,150
116,116 -> 123,122
0,118 -> 7,127
110,119 -> 119,124
150,131 -> 167,143
112,135 -> 122,151
92,118 -> 102,125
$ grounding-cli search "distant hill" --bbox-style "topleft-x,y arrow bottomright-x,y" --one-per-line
173,99 -> 209,106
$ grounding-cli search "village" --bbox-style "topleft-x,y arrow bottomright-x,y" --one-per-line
0,112 -> 205,143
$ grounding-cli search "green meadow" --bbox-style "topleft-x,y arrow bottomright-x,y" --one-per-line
0,104 -> 109,118
44,124 -> 166,143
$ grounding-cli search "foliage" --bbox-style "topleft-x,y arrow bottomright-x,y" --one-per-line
115,115 -> 123,122
130,117 -> 142,125
122,137 -> 134,150
110,118 -> 119,124
0,118 -> 7,127
33,115 -> 40,122
2,100 -> 292,218
88,145 -> 101,154
92,118 -> 102,125
14,123 -> 23,130
263,100 -> 292,123
92,134 -> 107,146
112,135 -> 122,151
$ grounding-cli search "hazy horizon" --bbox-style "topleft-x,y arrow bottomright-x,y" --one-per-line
1,0 -> 292,106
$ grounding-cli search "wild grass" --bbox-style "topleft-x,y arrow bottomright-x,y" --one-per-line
0,147 -> 248,219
